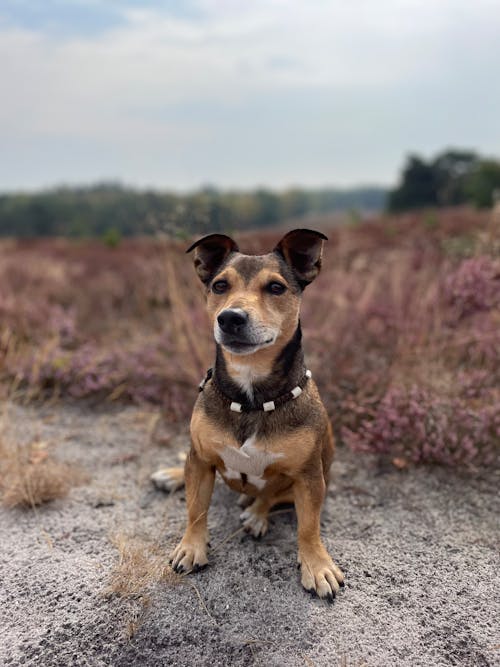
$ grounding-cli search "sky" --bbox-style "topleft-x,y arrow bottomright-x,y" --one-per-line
0,0 -> 499,192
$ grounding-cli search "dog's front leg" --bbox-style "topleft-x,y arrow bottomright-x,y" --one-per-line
169,447 -> 215,573
294,475 -> 344,600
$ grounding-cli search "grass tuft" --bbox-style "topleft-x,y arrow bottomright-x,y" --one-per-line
106,532 -> 182,599
0,434 -> 83,508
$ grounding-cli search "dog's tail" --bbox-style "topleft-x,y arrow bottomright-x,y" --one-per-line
151,450 -> 187,492
150,467 -> 185,493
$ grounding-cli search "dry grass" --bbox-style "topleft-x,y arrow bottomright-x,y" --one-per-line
105,531 -> 220,639
0,419 -> 83,508
106,532 -> 182,600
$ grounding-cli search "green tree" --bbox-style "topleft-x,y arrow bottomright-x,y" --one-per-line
388,155 -> 437,211
432,150 -> 479,206
389,149 -> 484,212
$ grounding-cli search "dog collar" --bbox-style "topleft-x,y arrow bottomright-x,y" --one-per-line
198,368 -> 312,413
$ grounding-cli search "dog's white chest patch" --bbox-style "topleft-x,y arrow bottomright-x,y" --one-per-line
229,363 -> 266,401
219,434 -> 284,489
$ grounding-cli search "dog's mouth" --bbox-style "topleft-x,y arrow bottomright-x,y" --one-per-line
214,320 -> 277,355
218,334 -> 275,356
223,337 -> 274,354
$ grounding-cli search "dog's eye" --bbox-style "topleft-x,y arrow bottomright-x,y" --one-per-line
267,281 -> 286,295
212,280 -> 229,294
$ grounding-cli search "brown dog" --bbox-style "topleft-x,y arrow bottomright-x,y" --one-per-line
152,229 -> 344,600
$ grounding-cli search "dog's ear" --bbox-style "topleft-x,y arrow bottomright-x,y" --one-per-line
273,229 -> 328,288
186,234 -> 239,284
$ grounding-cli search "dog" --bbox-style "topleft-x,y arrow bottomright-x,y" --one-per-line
152,229 -> 344,600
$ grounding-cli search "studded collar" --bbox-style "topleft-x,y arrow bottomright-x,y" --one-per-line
198,367 -> 312,413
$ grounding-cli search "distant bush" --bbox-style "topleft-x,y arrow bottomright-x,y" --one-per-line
103,228 -> 122,248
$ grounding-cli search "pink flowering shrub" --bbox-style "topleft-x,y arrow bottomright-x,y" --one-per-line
343,386 -> 499,466
7,339 -> 192,419
443,255 -> 500,320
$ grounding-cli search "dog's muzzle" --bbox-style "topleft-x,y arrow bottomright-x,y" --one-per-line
215,308 -> 275,354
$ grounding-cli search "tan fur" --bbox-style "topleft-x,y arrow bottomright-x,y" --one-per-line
165,230 -> 344,600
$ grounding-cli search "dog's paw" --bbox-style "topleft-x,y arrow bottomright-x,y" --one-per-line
151,467 -> 185,492
298,548 -> 344,601
240,506 -> 268,538
169,537 -> 208,574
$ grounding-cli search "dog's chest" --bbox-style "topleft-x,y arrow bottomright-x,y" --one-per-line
218,434 -> 284,489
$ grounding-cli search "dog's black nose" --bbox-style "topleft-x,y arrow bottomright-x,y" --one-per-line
217,309 -> 248,335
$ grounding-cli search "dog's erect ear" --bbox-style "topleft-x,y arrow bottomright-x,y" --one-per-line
186,234 -> 239,284
273,229 -> 328,288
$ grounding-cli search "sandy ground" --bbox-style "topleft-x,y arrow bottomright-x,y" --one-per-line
1,401 -> 499,667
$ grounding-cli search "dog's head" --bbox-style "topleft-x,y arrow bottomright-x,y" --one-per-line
186,229 -> 327,357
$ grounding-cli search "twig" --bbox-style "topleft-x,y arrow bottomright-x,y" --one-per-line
186,579 -> 217,625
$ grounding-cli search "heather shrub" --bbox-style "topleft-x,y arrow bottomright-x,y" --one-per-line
343,386 -> 499,467
7,338 -> 197,419
1,207 -> 498,467
443,255 -> 500,319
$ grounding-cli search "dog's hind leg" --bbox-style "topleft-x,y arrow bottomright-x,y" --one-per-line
151,467 -> 185,492
240,485 -> 294,538
269,488 -> 295,509
237,493 -> 253,508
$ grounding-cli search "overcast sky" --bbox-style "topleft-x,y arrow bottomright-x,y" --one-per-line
1,0 -> 499,192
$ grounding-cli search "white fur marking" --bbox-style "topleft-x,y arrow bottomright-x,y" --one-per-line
229,363 -> 266,401
222,467 -> 241,480
219,433 -> 284,484
247,474 -> 267,490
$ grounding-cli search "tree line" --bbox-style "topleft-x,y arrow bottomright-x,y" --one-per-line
1,147 -> 498,239
0,185 -> 386,239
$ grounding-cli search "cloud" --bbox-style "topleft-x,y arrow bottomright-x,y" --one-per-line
0,0 -> 499,189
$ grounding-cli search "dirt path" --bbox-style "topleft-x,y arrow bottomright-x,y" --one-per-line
1,402 -> 499,667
